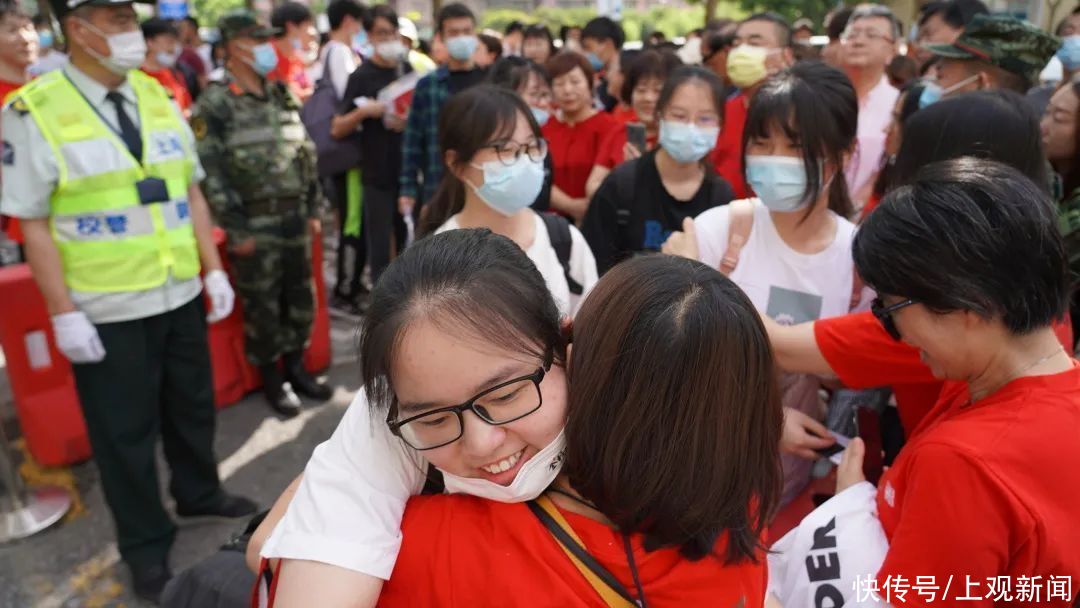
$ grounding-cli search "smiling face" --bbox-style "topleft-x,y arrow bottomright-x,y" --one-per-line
631,75 -> 663,126
390,317 -> 567,485
876,295 -> 980,380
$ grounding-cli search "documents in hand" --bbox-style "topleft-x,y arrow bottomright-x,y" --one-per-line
376,71 -> 422,118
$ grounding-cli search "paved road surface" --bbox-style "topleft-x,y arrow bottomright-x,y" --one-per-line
0,312 -> 363,608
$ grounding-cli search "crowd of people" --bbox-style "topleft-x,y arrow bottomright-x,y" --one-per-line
1,0 -> 1080,604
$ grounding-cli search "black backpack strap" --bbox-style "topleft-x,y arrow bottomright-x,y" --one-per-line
541,213 -> 584,296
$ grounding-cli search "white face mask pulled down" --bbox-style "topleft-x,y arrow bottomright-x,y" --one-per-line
80,20 -> 147,75
440,429 -> 566,502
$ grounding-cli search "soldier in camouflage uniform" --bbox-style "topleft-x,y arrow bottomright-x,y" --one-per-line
923,15 -> 1059,96
191,10 -> 333,416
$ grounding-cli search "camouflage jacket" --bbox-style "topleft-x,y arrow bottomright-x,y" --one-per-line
191,74 -> 320,241
1060,186 -> 1080,278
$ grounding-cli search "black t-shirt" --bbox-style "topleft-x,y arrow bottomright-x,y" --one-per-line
447,67 -> 486,96
582,149 -> 735,274
338,60 -> 413,188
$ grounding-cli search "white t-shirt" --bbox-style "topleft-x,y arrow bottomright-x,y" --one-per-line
312,40 -> 358,100
695,198 -> 871,322
436,211 -> 598,317
695,198 -> 872,502
261,391 -> 426,578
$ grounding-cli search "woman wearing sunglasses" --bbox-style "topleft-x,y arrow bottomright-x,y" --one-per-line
261,230 -> 780,606
418,84 -> 598,316
769,158 -> 1080,596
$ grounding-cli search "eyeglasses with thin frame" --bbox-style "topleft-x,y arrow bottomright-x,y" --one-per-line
387,363 -> 550,450
841,28 -> 895,43
481,138 -> 548,167
871,297 -> 915,341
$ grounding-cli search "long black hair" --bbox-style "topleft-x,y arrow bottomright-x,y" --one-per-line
890,89 -> 1048,193
419,85 -> 543,236
871,82 -> 925,200
743,61 -> 858,220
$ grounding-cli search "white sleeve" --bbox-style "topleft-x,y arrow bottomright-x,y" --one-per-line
1,103 -> 57,220
566,224 -> 599,317
260,391 -> 428,579
693,204 -> 732,270
330,45 -> 356,101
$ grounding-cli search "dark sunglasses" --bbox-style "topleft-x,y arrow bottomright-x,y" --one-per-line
870,297 -> 915,341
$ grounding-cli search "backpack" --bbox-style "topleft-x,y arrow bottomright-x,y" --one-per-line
540,213 -> 584,296
611,156 -> 733,235
300,45 -> 362,178
720,199 -> 864,310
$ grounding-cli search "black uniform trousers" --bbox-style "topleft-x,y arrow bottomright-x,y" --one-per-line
71,296 -> 224,567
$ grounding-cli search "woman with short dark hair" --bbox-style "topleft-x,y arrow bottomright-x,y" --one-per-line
542,51 -> 619,221
823,158 -> 1080,590
584,50 -> 684,198
522,23 -> 555,65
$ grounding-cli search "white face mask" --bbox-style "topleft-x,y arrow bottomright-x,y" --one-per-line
440,429 -> 566,502
80,20 -> 146,75
374,40 -> 406,63
156,49 -> 179,68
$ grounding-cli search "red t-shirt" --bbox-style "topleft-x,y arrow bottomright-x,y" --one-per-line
814,311 -> 1074,434
141,67 -> 192,113
860,191 -> 883,222
267,44 -> 311,100
380,494 -> 767,607
1,79 -> 24,243
596,122 -> 658,170
610,104 -> 637,124
711,94 -> 750,200
543,111 -> 619,198
875,364 -> 1080,606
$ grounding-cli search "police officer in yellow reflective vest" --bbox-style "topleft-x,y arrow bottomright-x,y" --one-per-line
0,0 -> 256,601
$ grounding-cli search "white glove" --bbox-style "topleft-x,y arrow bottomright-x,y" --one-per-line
204,269 -> 235,323
51,311 -> 106,364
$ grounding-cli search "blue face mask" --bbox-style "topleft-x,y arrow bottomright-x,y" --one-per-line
249,42 -> 279,76
918,74 -> 980,109
38,29 -> 54,49
1058,35 -> 1080,72
585,52 -> 604,71
467,152 -> 547,216
353,29 -> 368,50
446,35 -> 478,61
658,120 -> 719,164
530,107 -> 550,127
745,155 -> 810,212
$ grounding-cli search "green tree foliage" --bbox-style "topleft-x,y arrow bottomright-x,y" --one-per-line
737,0 -> 838,33
191,0 -> 245,30
480,4 -> 747,41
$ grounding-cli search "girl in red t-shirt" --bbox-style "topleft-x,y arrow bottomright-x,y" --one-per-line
263,231 -> 781,607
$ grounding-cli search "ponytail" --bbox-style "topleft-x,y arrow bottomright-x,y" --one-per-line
419,174 -> 468,238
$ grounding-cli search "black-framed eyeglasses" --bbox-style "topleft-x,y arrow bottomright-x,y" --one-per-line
871,297 -> 915,341
387,365 -> 549,450
481,138 -> 549,167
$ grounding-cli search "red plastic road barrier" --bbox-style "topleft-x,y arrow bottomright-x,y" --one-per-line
208,227 -> 332,409
0,264 -> 91,467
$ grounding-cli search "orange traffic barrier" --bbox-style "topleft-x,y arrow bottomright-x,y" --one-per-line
0,264 -> 91,466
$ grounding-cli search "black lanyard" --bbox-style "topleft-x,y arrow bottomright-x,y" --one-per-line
62,71 -> 143,164
547,488 -> 649,608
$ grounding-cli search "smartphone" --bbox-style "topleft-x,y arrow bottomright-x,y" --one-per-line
626,122 -> 647,155
856,406 -> 885,485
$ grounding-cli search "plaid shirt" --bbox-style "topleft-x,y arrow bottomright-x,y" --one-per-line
399,66 -> 450,203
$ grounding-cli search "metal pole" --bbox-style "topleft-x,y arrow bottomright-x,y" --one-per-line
0,419 -> 70,543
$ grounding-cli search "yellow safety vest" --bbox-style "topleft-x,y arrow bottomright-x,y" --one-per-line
17,70 -> 200,293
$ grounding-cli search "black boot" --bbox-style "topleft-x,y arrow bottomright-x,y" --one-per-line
130,561 -> 172,604
260,364 -> 302,417
283,351 -> 334,401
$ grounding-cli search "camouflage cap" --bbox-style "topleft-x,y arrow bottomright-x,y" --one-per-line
218,9 -> 280,42
925,14 -> 1060,83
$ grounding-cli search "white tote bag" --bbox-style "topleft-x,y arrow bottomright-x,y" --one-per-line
768,481 -> 890,607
